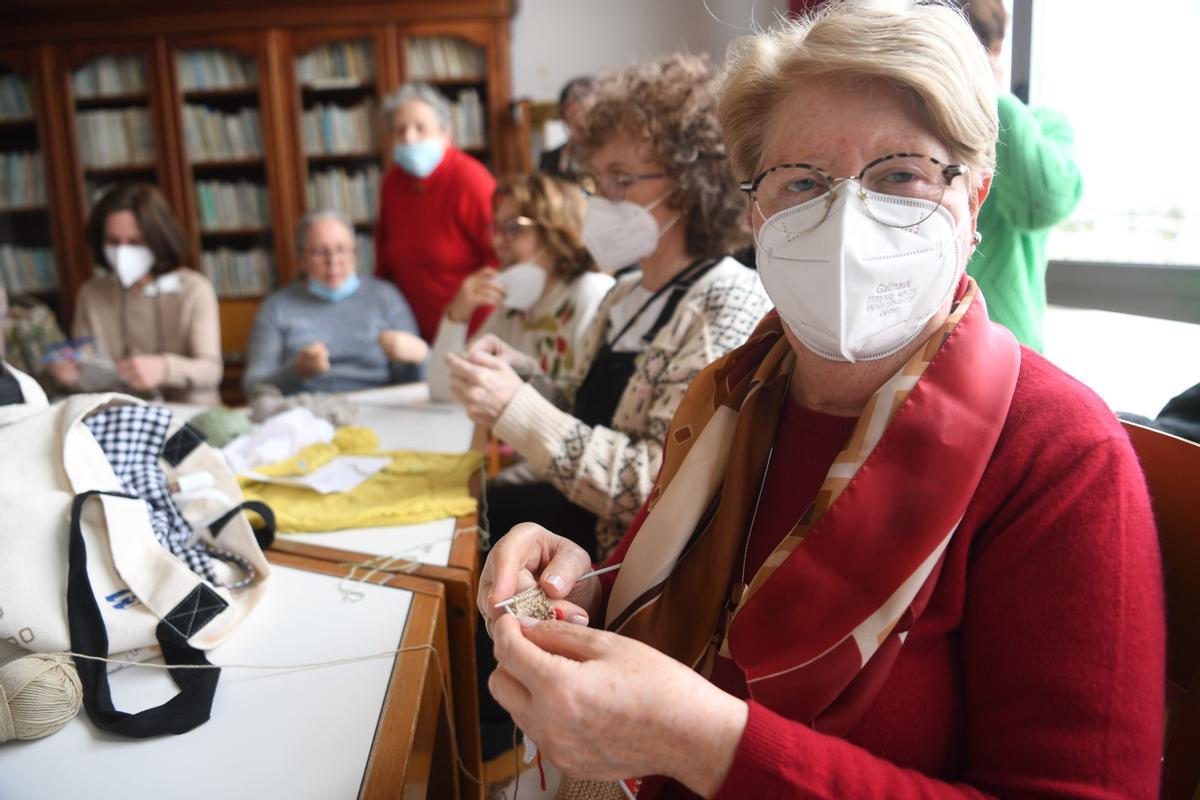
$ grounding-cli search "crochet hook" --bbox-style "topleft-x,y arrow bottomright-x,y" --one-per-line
493,562 -> 623,609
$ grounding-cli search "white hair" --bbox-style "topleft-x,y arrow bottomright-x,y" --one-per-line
382,82 -> 452,132
295,208 -> 354,255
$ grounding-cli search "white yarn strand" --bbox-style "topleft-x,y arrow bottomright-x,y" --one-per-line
22,647 -> 485,788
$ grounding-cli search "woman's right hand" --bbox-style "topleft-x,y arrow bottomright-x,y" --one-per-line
47,357 -> 81,388
467,333 -> 539,376
295,342 -> 330,378
477,522 -> 601,638
447,267 -> 504,322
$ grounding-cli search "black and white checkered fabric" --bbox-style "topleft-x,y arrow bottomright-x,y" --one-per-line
84,405 -> 251,587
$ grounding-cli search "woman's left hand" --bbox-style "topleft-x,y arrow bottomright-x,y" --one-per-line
378,330 -> 429,363
489,614 -> 748,796
446,350 -> 524,427
116,354 -> 168,391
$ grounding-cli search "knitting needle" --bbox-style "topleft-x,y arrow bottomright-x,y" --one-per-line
493,563 -> 623,610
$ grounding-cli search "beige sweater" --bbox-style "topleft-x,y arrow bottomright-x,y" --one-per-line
494,256 -> 771,557
72,269 -> 223,405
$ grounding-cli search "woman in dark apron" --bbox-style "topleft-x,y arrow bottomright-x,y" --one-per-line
447,54 -> 772,760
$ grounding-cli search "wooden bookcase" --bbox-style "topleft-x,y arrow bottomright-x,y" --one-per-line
0,0 -> 522,397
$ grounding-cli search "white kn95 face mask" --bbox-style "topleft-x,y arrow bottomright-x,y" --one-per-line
755,181 -> 962,363
582,192 -> 678,272
104,244 -> 156,289
494,262 -> 547,313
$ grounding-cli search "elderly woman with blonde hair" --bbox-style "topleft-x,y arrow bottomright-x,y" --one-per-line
474,2 -> 1165,797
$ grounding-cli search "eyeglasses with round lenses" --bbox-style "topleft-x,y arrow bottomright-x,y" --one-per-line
577,171 -> 667,202
490,215 -> 538,239
740,153 -> 966,236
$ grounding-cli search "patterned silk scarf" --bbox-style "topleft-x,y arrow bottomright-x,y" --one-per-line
604,276 -> 1021,734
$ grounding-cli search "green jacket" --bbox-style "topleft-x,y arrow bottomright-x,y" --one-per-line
969,93 -> 1083,352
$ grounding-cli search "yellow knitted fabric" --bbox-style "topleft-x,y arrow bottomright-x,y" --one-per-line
238,426 -> 482,532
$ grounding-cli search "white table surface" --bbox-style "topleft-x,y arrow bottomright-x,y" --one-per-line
1043,306 -> 1200,418
172,383 -> 476,567
0,564 -> 413,800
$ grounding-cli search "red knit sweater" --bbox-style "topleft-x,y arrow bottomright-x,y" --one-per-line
374,147 -> 497,342
603,347 -> 1165,798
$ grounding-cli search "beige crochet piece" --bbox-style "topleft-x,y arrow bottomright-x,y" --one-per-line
507,586 -> 555,620
505,587 -> 631,800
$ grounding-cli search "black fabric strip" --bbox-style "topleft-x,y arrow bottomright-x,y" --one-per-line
160,423 -> 206,467
208,500 -> 275,551
67,491 -> 220,738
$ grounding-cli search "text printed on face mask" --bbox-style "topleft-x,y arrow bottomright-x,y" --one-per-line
866,280 -> 917,317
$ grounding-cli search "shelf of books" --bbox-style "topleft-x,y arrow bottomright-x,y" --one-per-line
0,62 -> 59,298
68,52 -> 162,211
404,33 -> 492,161
174,46 -> 276,301
294,36 -> 386,261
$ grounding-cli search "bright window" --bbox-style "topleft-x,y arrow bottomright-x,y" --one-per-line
1028,1 -> 1200,266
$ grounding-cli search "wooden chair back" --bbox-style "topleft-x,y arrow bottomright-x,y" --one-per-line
1121,420 -> 1200,799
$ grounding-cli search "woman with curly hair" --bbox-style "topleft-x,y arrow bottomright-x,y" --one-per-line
426,173 -> 614,401
448,53 -> 770,564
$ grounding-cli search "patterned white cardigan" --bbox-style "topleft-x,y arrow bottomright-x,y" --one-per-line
493,256 -> 771,557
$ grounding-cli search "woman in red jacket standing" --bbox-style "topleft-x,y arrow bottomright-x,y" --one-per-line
374,82 -> 497,342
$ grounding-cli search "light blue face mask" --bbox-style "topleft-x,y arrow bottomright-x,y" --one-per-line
307,272 -> 360,303
393,138 -> 446,178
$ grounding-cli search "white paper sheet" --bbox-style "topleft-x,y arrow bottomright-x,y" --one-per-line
248,454 -> 391,494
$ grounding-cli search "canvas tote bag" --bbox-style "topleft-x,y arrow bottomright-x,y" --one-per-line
0,384 -> 273,737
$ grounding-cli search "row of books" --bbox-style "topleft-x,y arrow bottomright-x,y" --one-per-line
0,151 -> 47,209
182,105 -> 264,161
296,41 -> 376,87
0,245 -> 58,293
73,55 -> 146,99
0,74 -> 33,119
301,101 -> 378,155
306,165 -> 381,223
355,233 -> 374,277
178,50 -> 258,92
195,179 -> 270,231
76,108 -> 155,168
407,37 -> 485,80
201,247 -> 273,297
450,89 -> 486,150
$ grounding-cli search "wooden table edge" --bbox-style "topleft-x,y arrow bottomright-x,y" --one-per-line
264,551 -> 458,799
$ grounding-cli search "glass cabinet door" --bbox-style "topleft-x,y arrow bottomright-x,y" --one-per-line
403,32 -> 490,164
0,60 -> 59,297
69,51 -> 160,208
294,36 -> 383,278
175,46 -> 274,298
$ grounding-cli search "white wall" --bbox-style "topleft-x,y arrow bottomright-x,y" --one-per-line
510,0 -> 789,101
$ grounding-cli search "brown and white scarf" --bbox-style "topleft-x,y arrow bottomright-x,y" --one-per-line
604,276 -> 1021,734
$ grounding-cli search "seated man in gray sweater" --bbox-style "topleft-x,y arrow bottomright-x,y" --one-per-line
243,210 -> 428,395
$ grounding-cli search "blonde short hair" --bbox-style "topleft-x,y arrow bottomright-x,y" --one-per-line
720,0 -> 997,189
495,173 -> 596,280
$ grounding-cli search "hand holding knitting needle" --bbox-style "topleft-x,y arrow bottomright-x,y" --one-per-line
477,522 -> 601,637
489,613 -> 749,796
